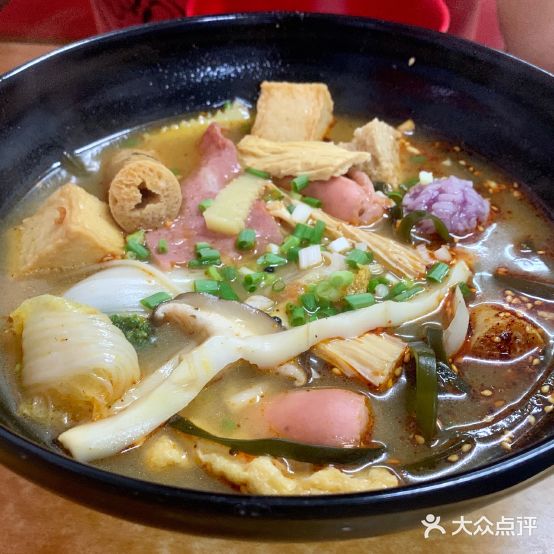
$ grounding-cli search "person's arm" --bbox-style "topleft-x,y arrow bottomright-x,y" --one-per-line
497,0 -> 554,73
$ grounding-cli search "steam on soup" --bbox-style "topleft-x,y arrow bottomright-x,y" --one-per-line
1,81 -> 553,495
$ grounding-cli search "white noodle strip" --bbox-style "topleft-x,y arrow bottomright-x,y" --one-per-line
443,286 -> 470,358
59,262 -> 471,462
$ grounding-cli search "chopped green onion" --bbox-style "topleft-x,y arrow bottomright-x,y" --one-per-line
257,253 -> 288,268
187,259 -> 202,269
317,306 -> 339,318
286,204 -> 296,214
398,210 -> 451,243
218,282 -> 239,301
344,292 -> 375,310
289,191 -> 302,200
223,100 -> 232,110
126,239 -> 150,261
140,291 -> 172,310
393,285 -> 425,302
245,167 -> 271,179
220,266 -> 238,282
410,155 -> 427,164
197,247 -> 221,265
195,242 -> 211,253
310,220 -> 326,244
198,199 -> 214,213
457,281 -> 472,299
367,276 -> 389,293
156,239 -> 168,254
194,279 -> 220,295
264,188 -> 284,202
280,235 -> 300,255
236,228 -> 256,250
126,229 -> 145,243
169,416 -> 385,465
272,278 -> 286,292
410,341 -> 438,440
292,223 -> 314,242
205,266 -> 223,281
345,248 -> 372,268
315,280 -> 341,302
170,168 -> 181,176
329,271 -> 354,288
287,304 -> 307,327
291,174 -> 310,193
388,281 -> 409,297
302,196 -> 322,208
399,176 -> 420,192
426,262 -> 450,283
243,272 -> 266,292
300,292 -> 318,313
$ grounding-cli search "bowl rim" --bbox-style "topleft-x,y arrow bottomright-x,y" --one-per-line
0,11 -> 553,519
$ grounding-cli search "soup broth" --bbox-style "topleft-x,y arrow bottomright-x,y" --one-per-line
1,88 -> 553,495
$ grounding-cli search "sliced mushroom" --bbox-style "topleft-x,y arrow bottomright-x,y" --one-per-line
153,292 -> 282,340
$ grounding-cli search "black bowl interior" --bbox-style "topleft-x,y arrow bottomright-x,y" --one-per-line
0,13 -> 553,541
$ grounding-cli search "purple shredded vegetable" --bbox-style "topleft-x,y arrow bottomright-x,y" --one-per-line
402,176 -> 489,236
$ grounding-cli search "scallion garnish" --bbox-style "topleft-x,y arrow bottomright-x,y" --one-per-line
310,220 -> 326,244
367,276 -> 389,293
345,248 -> 372,268
257,253 -> 288,268
272,278 -> 286,292
125,230 -> 149,261
393,285 -> 425,302
398,210 -> 451,243
236,228 -> 256,250
218,282 -> 239,301
243,271 -> 266,292
156,238 -> 169,254
329,271 -> 354,288
220,266 -> 238,282
195,242 -> 211,253
205,266 -> 223,281
194,279 -> 220,295
292,223 -> 314,242
300,292 -> 318,313
291,174 -> 310,193
302,196 -> 322,208
457,281 -> 472,299
426,262 -> 450,283
197,247 -> 221,265
140,291 -> 172,310
198,199 -> 214,213
344,292 -> 376,310
245,167 -> 271,179
287,304 -> 307,327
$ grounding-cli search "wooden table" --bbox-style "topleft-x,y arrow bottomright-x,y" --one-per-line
0,41 -> 552,553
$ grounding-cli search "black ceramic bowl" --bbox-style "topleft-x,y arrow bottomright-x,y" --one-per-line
0,13 -> 553,542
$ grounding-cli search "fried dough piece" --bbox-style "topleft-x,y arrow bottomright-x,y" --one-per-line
18,184 -> 124,274
108,149 -> 182,232
252,81 -> 334,141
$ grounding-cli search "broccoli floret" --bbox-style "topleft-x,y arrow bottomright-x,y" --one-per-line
110,314 -> 153,348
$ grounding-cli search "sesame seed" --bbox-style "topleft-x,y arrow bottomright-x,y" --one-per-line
548,394 -> 554,404
505,295 -> 514,303
520,295 -> 529,302
532,358 -> 541,366
483,415 -> 494,422
491,205 -> 499,212
332,367 -> 342,376
493,336 -> 501,343
541,385 -> 550,394
453,146 -> 461,152
447,454 -> 459,463
501,441 -> 512,451
527,415 -> 536,425
461,443 -> 473,453
451,363 -> 459,374
481,389 -> 493,397
404,352 -> 411,363
513,182 -> 519,188
537,250 -> 545,255
513,190 -> 522,199
526,303 -> 533,310
414,434 -> 425,445
408,56 -> 416,66
494,400 -> 505,408
545,405 -> 553,413
394,367 -> 402,377
534,300 -> 543,306
512,298 -> 521,304
459,160 -> 467,166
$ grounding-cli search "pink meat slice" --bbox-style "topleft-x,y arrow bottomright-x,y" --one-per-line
146,123 -> 282,269
300,170 -> 391,225
263,388 -> 371,447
